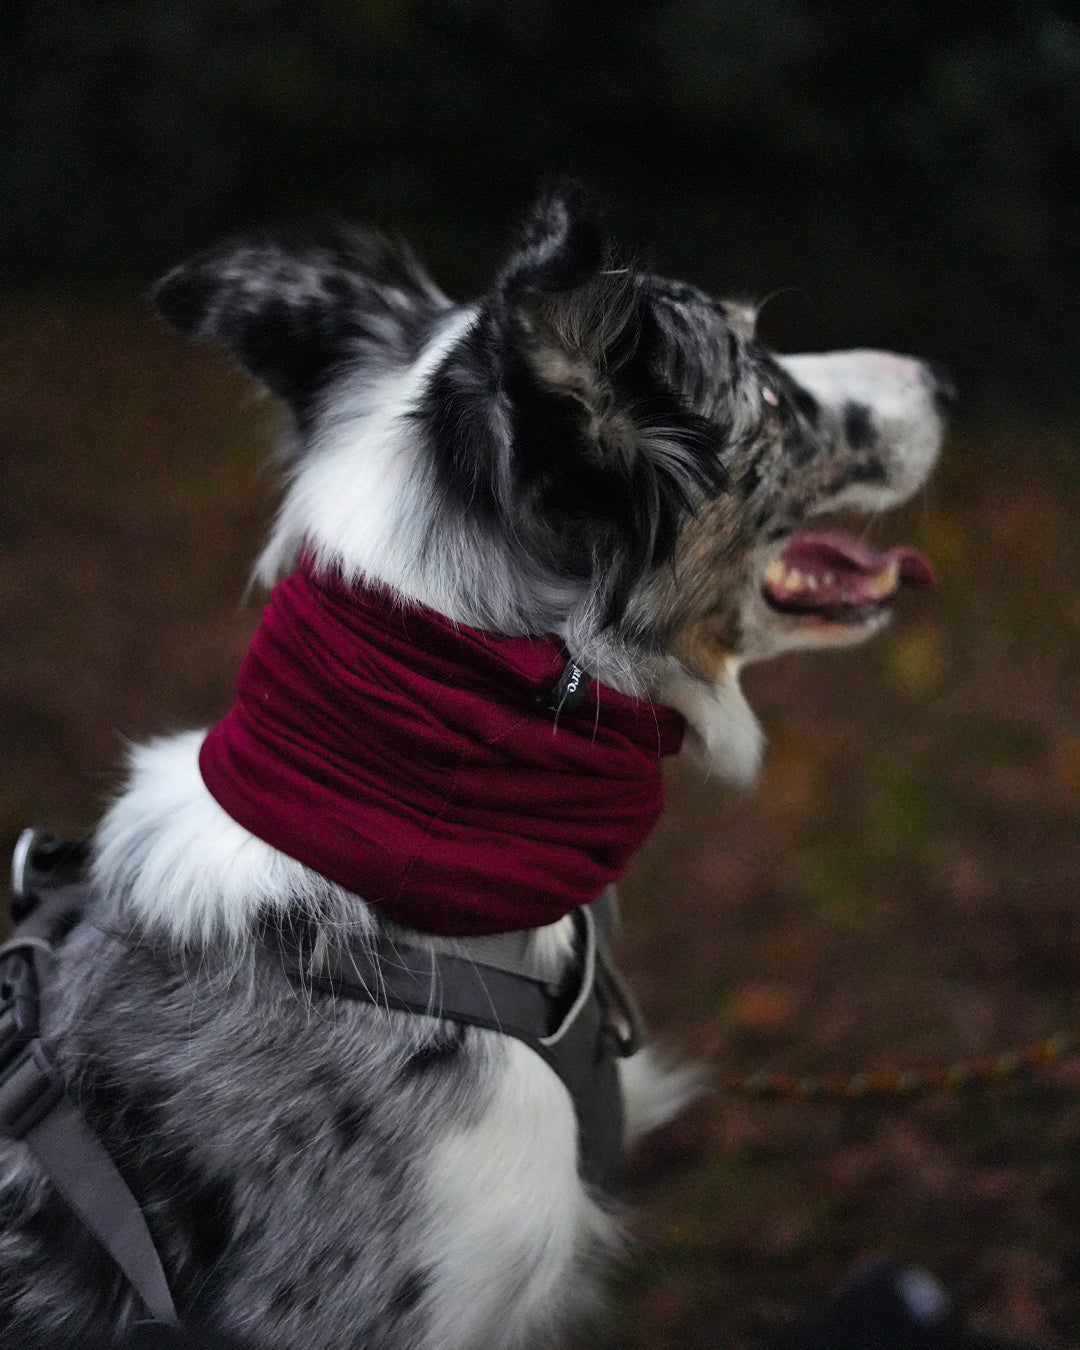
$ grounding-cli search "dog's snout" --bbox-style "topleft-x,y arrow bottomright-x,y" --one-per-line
923,360 -> 957,416
778,350 -> 952,423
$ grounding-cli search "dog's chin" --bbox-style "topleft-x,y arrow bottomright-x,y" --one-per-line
658,658 -> 765,787
662,594 -> 900,785
660,525 -> 934,783
746,590 -> 896,661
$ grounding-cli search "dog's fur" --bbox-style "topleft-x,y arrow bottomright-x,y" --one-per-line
0,184 -> 948,1349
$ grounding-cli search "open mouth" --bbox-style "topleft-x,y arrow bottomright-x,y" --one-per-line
762,530 -> 935,625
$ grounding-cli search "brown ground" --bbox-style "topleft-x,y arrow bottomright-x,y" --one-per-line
2,301 -> 1079,1347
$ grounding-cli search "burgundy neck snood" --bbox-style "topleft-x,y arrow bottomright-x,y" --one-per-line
199,558 -> 684,936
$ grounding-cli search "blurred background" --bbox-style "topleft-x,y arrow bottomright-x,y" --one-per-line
1,2 -> 1079,1345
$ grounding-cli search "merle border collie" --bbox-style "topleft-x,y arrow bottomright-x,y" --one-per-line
0,183 -> 948,1349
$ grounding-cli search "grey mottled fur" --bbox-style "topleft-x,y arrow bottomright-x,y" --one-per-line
2,901 -> 506,1348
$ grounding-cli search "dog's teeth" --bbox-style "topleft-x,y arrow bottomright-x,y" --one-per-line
865,559 -> 900,598
765,560 -> 786,586
765,560 -> 818,594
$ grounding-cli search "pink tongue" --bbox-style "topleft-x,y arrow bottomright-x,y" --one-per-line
781,532 -> 935,589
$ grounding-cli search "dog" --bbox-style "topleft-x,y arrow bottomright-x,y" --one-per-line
0,182 -> 948,1349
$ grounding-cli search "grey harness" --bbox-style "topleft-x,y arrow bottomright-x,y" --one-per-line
0,829 -> 643,1327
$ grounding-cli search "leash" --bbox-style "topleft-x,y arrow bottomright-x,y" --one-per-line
718,1034 -> 1080,1102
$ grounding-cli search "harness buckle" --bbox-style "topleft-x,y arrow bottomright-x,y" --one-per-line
10,829 -> 91,923
9,828 -> 36,910
595,947 -> 645,1058
0,1041 -> 65,1138
0,933 -> 59,1137
0,949 -> 42,1073
1,829 -> 87,1137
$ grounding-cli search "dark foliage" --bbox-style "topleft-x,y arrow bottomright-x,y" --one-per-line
1,0 -> 1077,407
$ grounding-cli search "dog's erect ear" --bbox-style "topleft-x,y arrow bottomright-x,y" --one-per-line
496,181 -> 606,301
151,230 -> 445,422
494,182 -> 633,416
482,185 -> 730,622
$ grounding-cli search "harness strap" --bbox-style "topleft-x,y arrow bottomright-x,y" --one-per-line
0,843 -> 180,1327
277,924 -> 578,1048
273,901 -> 639,1191
1,832 -> 641,1329
21,1094 -> 180,1326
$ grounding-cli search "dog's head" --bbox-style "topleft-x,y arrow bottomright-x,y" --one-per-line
154,182 -> 948,783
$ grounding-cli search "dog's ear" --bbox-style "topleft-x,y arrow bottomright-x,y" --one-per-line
495,180 -> 606,300
151,230 -> 444,423
484,184 -> 730,622
494,182 -> 638,402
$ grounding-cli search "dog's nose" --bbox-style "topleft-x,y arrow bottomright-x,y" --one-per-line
923,360 -> 957,415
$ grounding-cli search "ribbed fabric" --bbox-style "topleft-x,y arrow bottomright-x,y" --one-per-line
199,559 -> 684,936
